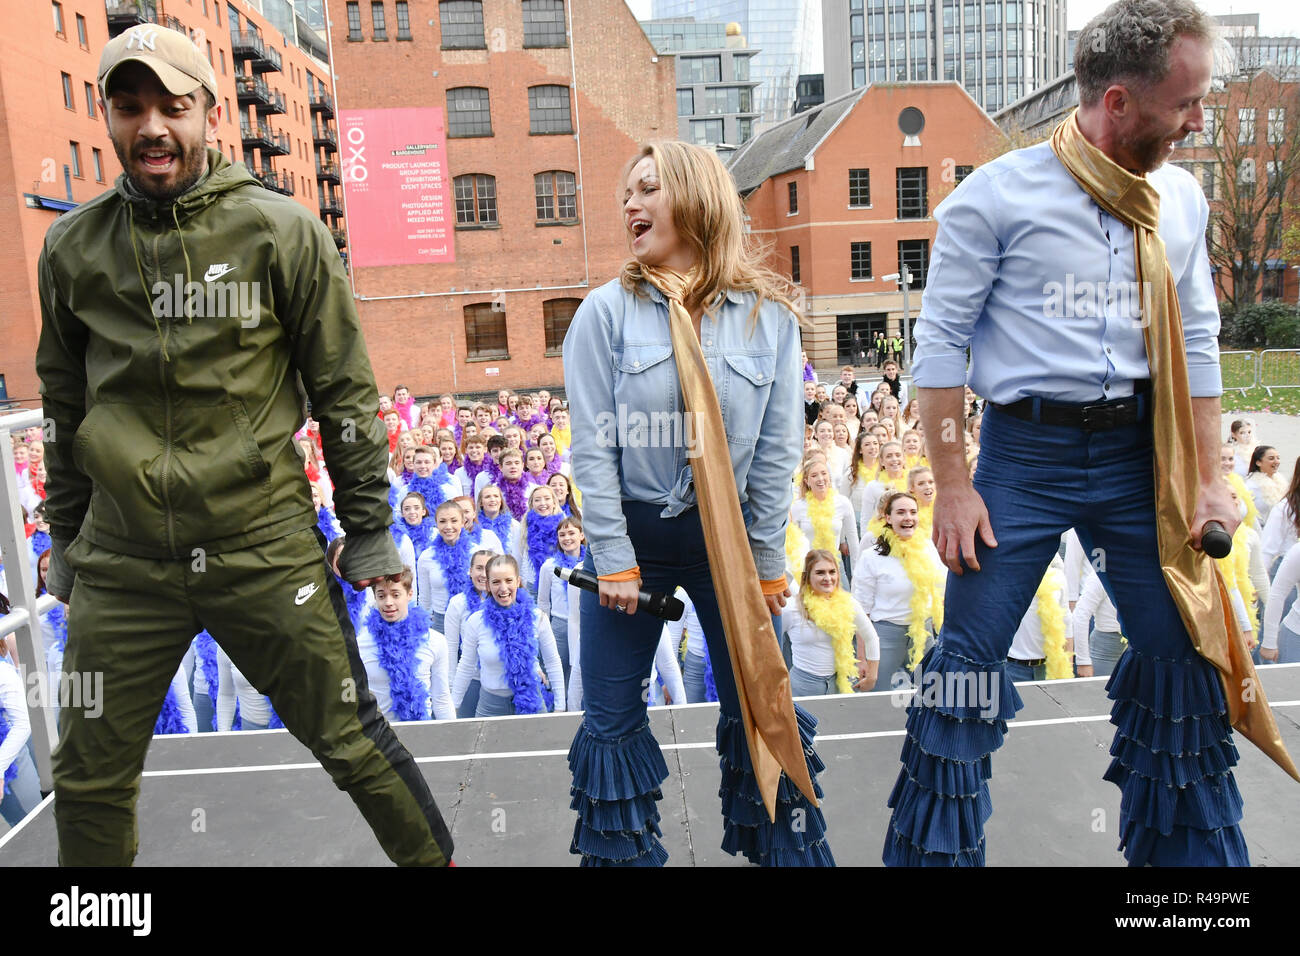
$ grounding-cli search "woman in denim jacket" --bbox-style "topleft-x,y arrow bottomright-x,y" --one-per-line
562,142 -> 834,866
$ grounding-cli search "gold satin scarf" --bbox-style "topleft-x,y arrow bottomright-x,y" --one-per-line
639,265 -> 819,819
1051,111 -> 1298,782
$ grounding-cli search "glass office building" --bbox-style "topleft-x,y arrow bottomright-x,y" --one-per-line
822,0 -> 1069,115
651,0 -> 823,126
642,18 -> 762,147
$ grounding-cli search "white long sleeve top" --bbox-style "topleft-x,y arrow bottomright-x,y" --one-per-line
415,538 -> 479,616
647,629 -> 688,706
791,493 -> 859,565
1260,499 -> 1297,572
356,619 -> 455,721
1070,570 -> 1122,666
662,588 -> 706,658
452,606 -> 565,712
565,582 -> 586,710
851,540 -> 945,625
1263,541 -> 1300,651
1062,529 -> 1088,603
1008,577 -> 1069,663
0,659 -> 31,775
536,556 -> 580,620
781,593 -> 879,677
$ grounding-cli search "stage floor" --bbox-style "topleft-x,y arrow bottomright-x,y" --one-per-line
4,665 -> 1298,866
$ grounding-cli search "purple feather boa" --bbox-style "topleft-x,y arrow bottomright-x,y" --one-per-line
399,516 -> 437,557
406,473 -> 450,511
525,511 -> 563,590
481,589 -> 546,715
478,509 -> 513,547
316,506 -> 342,545
499,476 -> 534,520
195,631 -> 220,731
365,605 -> 432,721
463,456 -> 491,489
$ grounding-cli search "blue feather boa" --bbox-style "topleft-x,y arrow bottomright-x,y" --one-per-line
316,506 -> 342,544
525,511 -> 563,590
29,529 -> 51,563
478,509 -> 513,547
399,516 -> 437,557
406,471 -> 451,511
463,456 -> 491,488
195,631 -> 220,731
499,476 -> 533,520
557,547 -> 585,570
343,580 -> 368,628
47,603 -> 68,653
481,589 -> 546,715
364,605 -> 431,721
703,644 -> 718,703
466,588 -> 485,613
430,533 -> 473,598
0,698 -> 19,792
154,686 -> 189,735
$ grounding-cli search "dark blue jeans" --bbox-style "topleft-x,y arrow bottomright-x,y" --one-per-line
884,403 -> 1247,867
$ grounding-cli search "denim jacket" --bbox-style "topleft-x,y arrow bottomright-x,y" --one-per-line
562,279 -> 802,580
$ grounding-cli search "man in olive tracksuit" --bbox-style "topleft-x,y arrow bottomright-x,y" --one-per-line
36,27 -> 452,865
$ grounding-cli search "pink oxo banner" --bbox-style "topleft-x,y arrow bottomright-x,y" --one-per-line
338,107 -> 454,267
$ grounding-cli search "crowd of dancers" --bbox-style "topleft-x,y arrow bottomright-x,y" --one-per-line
2,367 -> 1298,827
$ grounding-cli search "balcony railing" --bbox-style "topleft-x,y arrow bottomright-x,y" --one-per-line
251,44 -> 282,74
105,0 -> 157,37
253,168 -> 294,196
262,90 -> 286,115
319,195 -> 344,217
235,74 -> 271,106
230,30 -> 264,60
315,161 -> 340,183
310,91 -> 335,117
312,126 -> 337,150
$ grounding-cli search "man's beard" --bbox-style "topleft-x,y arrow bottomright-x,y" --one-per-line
1119,120 -> 1179,174
112,135 -> 208,202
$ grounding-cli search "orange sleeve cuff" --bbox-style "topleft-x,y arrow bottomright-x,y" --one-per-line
598,567 -> 641,583
760,577 -> 789,596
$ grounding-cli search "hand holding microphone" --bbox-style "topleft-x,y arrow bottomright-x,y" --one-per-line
1200,520 -> 1232,560
556,566 -> 685,621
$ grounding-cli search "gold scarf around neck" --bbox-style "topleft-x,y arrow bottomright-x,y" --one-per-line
1050,111 -> 1297,782
639,264 -> 819,819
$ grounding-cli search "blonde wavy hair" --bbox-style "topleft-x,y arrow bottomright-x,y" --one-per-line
618,141 -> 803,326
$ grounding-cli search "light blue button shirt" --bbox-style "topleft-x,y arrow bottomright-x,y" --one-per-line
562,279 -> 802,579
912,140 -> 1222,404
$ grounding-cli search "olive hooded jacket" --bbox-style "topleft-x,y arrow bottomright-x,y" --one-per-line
36,149 -> 399,587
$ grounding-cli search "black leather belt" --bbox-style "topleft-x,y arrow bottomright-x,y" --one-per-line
992,381 -> 1150,431
1008,657 -> 1046,667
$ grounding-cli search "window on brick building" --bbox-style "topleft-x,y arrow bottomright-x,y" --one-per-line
955,164 -> 973,184
447,87 -> 492,137
790,245 -> 801,283
61,72 -> 74,110
897,238 -> 930,288
523,0 -> 567,48
535,171 -> 577,222
346,2 -> 362,39
76,13 -> 87,48
787,181 -> 798,215
543,298 -> 580,355
849,168 -> 870,206
395,1 -> 411,39
371,2 -> 387,40
850,241 -> 872,280
464,302 -> 509,359
70,141 -> 82,178
528,85 -> 572,134
440,0 -> 485,49
84,82 -> 96,117
53,1 -> 65,37
92,147 -> 104,183
896,167 -> 927,218
454,174 -> 497,226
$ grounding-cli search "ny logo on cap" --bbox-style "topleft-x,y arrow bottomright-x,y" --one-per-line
125,27 -> 159,51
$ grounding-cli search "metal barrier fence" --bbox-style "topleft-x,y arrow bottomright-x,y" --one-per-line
1,406 -> 59,792
1260,349 -> 1300,396
1219,350 -> 1260,395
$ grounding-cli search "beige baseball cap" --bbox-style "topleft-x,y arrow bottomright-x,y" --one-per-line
98,24 -> 219,101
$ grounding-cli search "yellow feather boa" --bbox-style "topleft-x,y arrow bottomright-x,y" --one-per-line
880,528 -> 944,672
855,461 -> 880,486
800,590 -> 859,694
904,454 -> 929,471
1225,472 -> 1258,529
1216,524 -> 1258,635
1036,567 -> 1071,679
785,521 -> 810,579
804,490 -> 839,555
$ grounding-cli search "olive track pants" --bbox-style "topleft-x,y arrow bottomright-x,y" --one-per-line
53,528 -> 453,866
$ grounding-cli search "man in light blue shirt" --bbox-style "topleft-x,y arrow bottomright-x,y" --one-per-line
883,0 -> 1249,868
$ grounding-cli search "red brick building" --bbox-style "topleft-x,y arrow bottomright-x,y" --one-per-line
728,82 -> 1004,370
325,0 -> 677,398
0,0 -> 343,406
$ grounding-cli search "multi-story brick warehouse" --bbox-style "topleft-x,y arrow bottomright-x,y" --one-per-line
325,0 -> 677,397
0,0 -> 345,406
728,81 -> 1004,369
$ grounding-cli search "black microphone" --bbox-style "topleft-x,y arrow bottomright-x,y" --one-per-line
555,566 -> 685,621
1201,521 -> 1232,560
